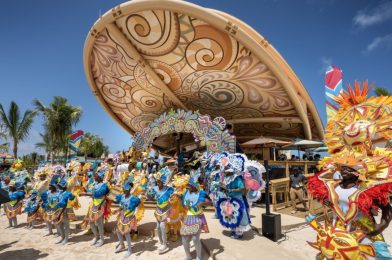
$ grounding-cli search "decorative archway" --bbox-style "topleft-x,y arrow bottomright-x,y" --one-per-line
134,109 -> 236,153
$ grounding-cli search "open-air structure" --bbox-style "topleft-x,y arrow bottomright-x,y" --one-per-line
83,0 -> 324,155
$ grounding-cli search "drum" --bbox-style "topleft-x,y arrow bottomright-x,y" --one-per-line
107,185 -> 121,201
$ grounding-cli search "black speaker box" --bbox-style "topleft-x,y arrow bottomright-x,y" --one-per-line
262,213 -> 282,242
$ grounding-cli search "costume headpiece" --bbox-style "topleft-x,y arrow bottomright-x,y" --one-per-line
96,169 -> 106,179
188,170 -> 201,188
135,161 -> 143,170
155,166 -> 172,184
53,165 -> 65,174
50,174 -> 61,188
123,177 -> 134,191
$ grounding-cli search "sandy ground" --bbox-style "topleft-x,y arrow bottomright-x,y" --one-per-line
0,198 -> 391,260
0,197 -> 207,260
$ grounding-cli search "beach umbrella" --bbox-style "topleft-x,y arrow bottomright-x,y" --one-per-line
281,139 -> 324,158
311,146 -> 329,153
241,136 -> 290,160
241,136 -> 290,147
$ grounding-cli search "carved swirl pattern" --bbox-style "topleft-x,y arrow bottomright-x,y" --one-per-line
89,8 -> 316,146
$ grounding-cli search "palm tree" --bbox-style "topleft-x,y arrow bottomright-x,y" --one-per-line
34,96 -> 82,163
30,152 -> 38,165
79,132 -> 109,160
0,101 -> 37,158
35,128 -> 53,161
79,132 -> 98,161
374,86 -> 391,97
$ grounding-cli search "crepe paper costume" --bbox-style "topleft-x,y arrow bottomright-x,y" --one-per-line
307,82 -> 392,259
87,176 -> 111,248
87,181 -> 111,223
24,190 -> 43,225
5,185 -> 25,220
219,180 -> 250,231
180,189 -> 210,236
167,174 -> 189,242
244,160 -> 266,206
115,194 -> 141,235
150,167 -> 175,253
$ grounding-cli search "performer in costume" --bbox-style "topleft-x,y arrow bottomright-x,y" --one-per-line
52,178 -> 76,245
33,170 -> 49,195
180,171 -> 211,260
41,175 -> 60,236
208,160 -> 223,218
0,174 -> 11,215
86,169 -> 110,247
24,190 -> 41,229
114,178 -> 141,258
148,167 -> 174,254
217,164 -> 251,239
5,181 -> 25,228
167,174 -> 189,242
306,81 -> 392,259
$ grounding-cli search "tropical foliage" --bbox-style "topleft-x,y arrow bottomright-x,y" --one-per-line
34,96 -> 82,163
374,86 -> 391,96
0,101 -> 37,158
78,132 -> 109,160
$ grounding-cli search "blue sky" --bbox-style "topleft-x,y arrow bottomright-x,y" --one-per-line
0,0 -> 391,156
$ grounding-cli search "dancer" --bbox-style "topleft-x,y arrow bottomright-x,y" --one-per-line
24,190 -> 41,229
306,82 -> 392,259
181,172 -> 211,260
115,178 -> 141,258
5,181 -> 25,228
41,175 -> 60,236
0,174 -> 11,215
87,169 -> 110,247
149,167 -> 174,254
53,178 -> 76,245
217,165 -> 251,239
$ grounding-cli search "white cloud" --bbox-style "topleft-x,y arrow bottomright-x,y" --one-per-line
354,1 -> 392,28
363,33 -> 392,54
319,56 -> 333,74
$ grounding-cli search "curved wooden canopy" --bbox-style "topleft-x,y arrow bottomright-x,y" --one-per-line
83,0 -> 324,150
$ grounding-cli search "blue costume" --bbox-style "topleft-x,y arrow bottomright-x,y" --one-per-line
88,170 -> 110,248
88,182 -> 110,223
115,194 -> 141,235
5,189 -> 25,219
216,172 -> 251,239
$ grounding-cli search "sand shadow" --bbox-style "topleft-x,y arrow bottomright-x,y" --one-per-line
132,237 -> 158,256
221,226 -> 262,242
0,241 -> 17,251
201,237 -> 224,258
0,248 -> 48,259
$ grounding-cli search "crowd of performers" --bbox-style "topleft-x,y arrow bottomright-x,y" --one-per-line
0,149 -> 266,259
1,83 -> 391,260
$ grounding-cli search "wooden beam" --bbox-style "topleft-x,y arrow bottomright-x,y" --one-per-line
227,116 -> 302,125
106,23 -> 187,110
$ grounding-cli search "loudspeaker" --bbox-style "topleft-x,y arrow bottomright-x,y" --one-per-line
262,213 -> 282,242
